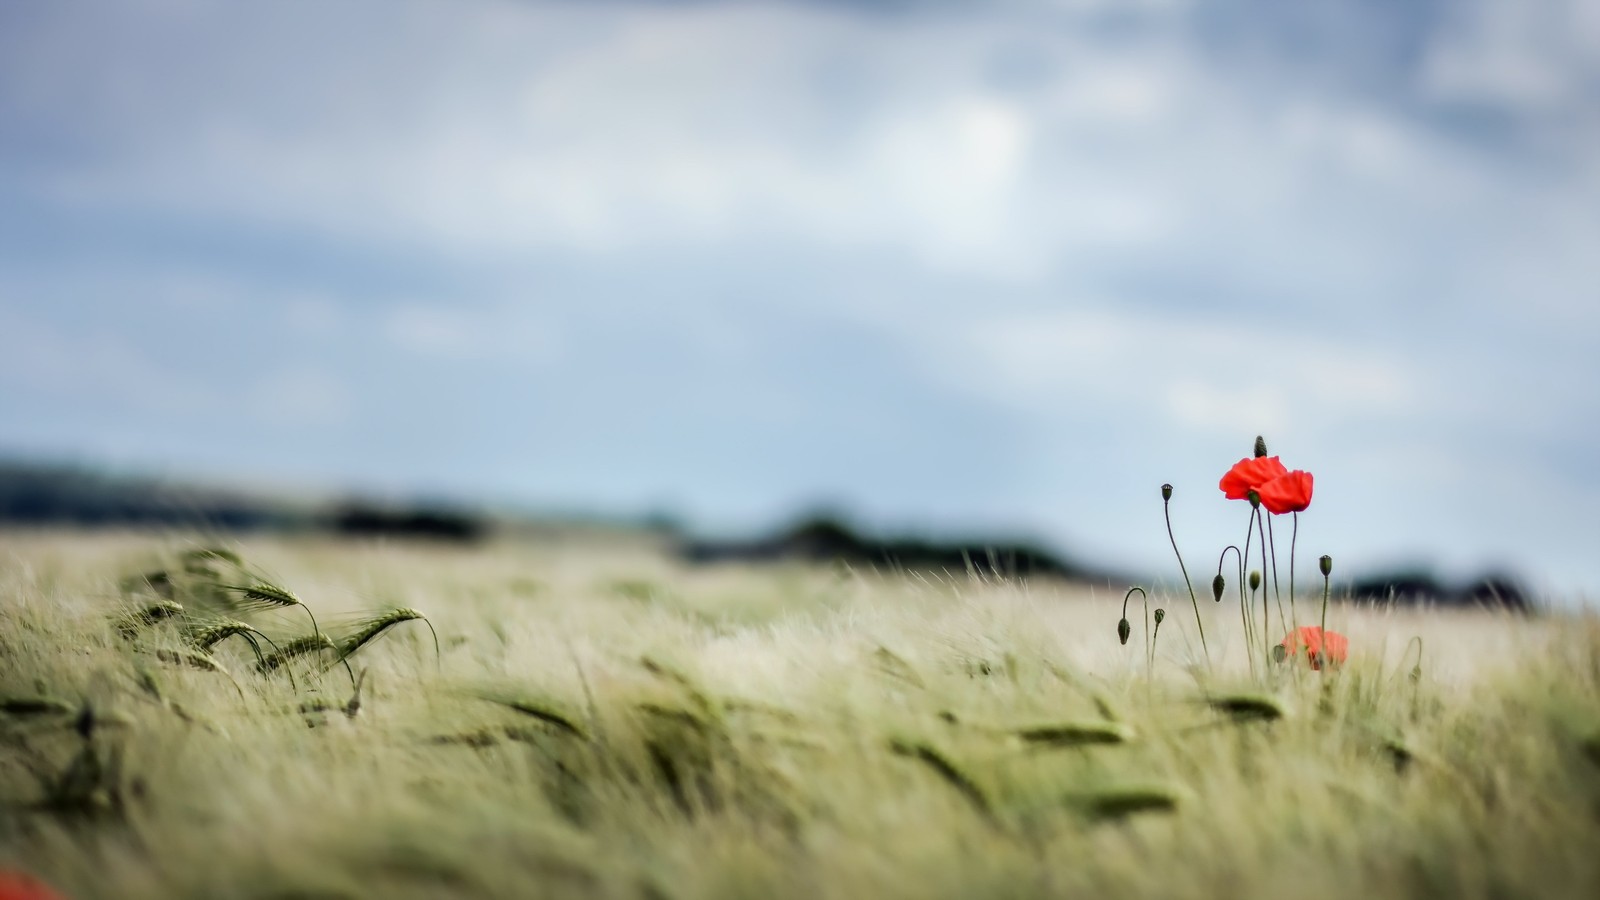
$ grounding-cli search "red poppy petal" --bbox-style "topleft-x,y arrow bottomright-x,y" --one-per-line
1258,470 -> 1313,515
1219,456 -> 1289,500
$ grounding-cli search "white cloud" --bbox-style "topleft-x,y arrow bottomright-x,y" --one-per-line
379,303 -> 562,364
922,307 -> 1428,439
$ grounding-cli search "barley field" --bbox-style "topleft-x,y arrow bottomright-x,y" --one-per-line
2,532 -> 1598,900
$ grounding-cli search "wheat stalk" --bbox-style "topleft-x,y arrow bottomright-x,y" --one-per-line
472,691 -> 588,738
154,648 -> 245,699
218,582 -> 323,640
186,620 -> 294,689
332,608 -> 440,673
256,633 -> 343,682
1014,721 -> 1135,747
116,600 -> 185,639
888,737 -> 995,824
1068,785 -> 1182,822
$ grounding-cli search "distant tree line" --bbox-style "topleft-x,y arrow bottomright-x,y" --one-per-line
677,514 -> 1104,581
0,461 -> 485,542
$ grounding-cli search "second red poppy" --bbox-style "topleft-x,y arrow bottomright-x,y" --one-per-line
1257,470 -> 1313,515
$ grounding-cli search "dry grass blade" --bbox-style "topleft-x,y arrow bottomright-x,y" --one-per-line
180,546 -> 243,567
640,656 -> 717,715
472,691 -> 588,738
120,569 -> 175,598
1204,694 -> 1287,723
1,696 -> 76,719
889,737 -> 994,823
874,646 -> 926,689
1068,785 -> 1182,822
1015,721 -> 1134,747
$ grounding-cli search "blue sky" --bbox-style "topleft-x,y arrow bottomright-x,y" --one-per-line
2,0 -> 1598,598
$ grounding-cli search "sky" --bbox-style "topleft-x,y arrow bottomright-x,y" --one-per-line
1,0 -> 1598,599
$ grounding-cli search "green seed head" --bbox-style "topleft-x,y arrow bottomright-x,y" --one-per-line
1247,489 -> 1261,509
1211,574 -> 1225,602
1254,435 -> 1268,458
1319,555 -> 1333,577
1161,483 -> 1173,501
1249,570 -> 1262,591
1117,618 -> 1131,645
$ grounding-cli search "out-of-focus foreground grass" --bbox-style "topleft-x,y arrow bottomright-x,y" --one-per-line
2,532 -> 1598,899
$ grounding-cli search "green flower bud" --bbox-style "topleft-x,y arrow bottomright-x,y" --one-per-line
1249,570 -> 1261,591
1254,435 -> 1268,458
1211,574 -> 1225,603
1117,618 -> 1131,645
1271,644 -> 1287,663
1247,489 -> 1261,509
1319,555 -> 1333,577
1161,483 -> 1173,501
1153,608 -> 1165,625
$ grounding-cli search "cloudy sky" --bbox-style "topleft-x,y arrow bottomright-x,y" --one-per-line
2,0 -> 1597,598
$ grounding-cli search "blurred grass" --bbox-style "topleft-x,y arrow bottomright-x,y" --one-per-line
1,531 -> 1597,899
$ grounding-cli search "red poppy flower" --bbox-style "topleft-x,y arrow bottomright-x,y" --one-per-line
1219,456 -> 1289,501
1278,626 -> 1348,670
1256,470 -> 1314,515
0,871 -> 67,900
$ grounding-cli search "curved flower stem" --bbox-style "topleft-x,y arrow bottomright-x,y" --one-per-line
1164,495 -> 1210,667
1399,635 -> 1424,680
1122,587 -> 1149,676
1217,545 -> 1251,679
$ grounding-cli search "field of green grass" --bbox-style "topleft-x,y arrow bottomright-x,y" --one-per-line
3,532 -> 1599,899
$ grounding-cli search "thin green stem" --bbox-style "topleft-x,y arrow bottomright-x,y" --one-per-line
1267,509 -> 1280,611
1164,496 -> 1210,667
1289,512 -> 1299,631
1151,615 -> 1163,673
1241,509 -> 1257,662
1257,506 -> 1270,661
1320,569 -> 1331,677
1267,513 -> 1287,639
1250,579 -> 1261,666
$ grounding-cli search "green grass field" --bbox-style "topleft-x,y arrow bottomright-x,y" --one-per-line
3,532 -> 1598,899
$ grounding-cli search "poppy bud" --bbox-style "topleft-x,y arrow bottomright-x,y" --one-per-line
1271,644 -> 1287,663
1153,609 -> 1165,625
1319,555 -> 1333,577
1249,570 -> 1261,591
1117,618 -> 1131,645
1254,435 -> 1268,458
1211,573 -> 1225,602
1247,490 -> 1261,509
1161,483 -> 1172,501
